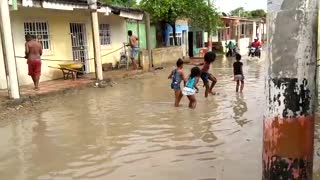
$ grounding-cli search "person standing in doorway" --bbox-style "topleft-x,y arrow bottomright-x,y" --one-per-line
25,34 -> 42,90
128,30 -> 139,70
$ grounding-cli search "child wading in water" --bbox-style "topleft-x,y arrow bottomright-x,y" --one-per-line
182,67 -> 201,109
193,52 -> 217,98
168,59 -> 187,107
233,54 -> 244,92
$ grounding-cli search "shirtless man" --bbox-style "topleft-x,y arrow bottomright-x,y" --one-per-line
25,34 -> 42,90
128,30 -> 139,70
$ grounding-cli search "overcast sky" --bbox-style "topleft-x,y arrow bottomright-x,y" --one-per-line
214,0 -> 267,13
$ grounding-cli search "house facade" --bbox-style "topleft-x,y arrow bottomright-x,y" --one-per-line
0,0 -> 145,89
186,16 -> 266,57
126,20 -> 157,49
164,19 -> 189,58
188,27 -> 208,57
218,16 -> 266,54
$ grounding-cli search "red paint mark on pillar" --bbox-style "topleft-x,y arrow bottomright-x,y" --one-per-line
263,116 -> 314,179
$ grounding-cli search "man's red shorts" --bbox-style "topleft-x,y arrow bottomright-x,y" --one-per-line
27,60 -> 42,77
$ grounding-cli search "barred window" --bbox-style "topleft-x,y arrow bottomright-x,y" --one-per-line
24,22 -> 51,51
196,31 -> 203,48
99,24 -> 111,45
169,33 -> 182,46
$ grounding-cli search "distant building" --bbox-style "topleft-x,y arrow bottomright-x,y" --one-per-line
186,16 -> 266,57
218,16 -> 266,54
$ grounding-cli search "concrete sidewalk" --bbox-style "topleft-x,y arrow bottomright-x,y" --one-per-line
0,68 -> 145,105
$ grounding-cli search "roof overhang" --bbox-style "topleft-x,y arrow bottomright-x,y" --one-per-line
42,1 -> 88,11
13,0 -> 144,20
108,6 -> 144,20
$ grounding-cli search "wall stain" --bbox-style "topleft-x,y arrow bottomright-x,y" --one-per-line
270,78 -> 311,118
263,155 -> 312,180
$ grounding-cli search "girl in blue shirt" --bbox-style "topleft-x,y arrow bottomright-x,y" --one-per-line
183,67 -> 201,109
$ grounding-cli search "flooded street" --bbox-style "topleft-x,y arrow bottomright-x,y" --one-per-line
0,56 -> 319,180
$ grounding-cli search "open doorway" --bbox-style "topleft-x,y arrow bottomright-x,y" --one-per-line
188,31 -> 194,57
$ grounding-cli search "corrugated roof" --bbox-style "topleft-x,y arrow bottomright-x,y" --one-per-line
42,0 -> 144,13
108,5 -> 144,13
44,0 -> 88,5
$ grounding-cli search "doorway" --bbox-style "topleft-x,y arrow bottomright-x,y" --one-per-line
70,23 -> 89,73
188,31 -> 194,57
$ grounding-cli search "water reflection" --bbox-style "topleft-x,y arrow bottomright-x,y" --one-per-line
233,93 -> 248,127
0,57 -> 266,180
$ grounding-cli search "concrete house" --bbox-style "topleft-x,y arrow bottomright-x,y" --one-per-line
0,0 -> 145,89
188,27 -> 209,57
164,19 -> 189,58
218,16 -> 266,54
186,16 -> 266,57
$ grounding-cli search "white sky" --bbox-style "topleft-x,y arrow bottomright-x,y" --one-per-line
214,0 -> 267,13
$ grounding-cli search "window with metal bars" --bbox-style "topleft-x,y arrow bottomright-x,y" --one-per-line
196,31 -> 203,48
24,21 -> 51,51
169,32 -> 182,46
99,24 -> 111,46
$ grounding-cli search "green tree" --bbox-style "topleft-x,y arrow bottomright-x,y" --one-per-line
140,0 -> 220,45
140,0 -> 187,45
250,9 -> 266,18
103,0 -> 137,7
230,7 -> 266,18
187,1 -> 220,33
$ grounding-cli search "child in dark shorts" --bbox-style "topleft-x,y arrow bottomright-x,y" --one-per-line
168,59 -> 187,107
233,54 -> 244,92
192,52 -> 217,98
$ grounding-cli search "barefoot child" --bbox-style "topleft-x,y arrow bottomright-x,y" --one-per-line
182,67 -> 201,109
233,54 -> 244,92
192,52 -> 217,97
168,59 -> 187,107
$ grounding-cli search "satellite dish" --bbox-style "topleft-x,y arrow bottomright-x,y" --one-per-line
222,12 -> 227,16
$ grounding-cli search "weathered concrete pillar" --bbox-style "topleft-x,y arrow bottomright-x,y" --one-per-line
258,23 -> 263,41
88,0 -> 103,81
207,0 -> 212,52
232,20 -> 237,40
263,0 -> 318,179
144,12 -> 152,70
252,21 -> 257,41
0,0 -> 20,99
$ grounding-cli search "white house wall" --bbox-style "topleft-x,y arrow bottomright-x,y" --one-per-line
9,7 -> 94,86
0,6 -> 136,88
98,14 -> 127,66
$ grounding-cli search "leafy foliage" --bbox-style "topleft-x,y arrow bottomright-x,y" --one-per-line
140,0 -> 220,32
187,0 -> 221,32
102,0 -> 137,7
139,0 -> 187,24
250,9 -> 266,18
230,7 -> 266,18
140,0 -> 220,45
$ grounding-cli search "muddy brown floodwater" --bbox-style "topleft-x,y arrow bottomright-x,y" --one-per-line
0,56 -> 320,180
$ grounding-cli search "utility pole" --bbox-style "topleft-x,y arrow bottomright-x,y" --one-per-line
263,0 -> 318,179
144,12 -> 152,69
207,0 -> 212,52
0,0 -> 20,99
88,0 -> 103,82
